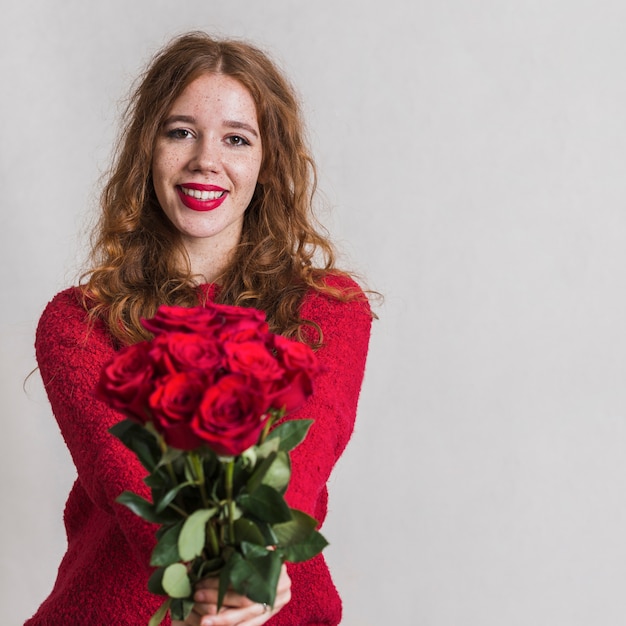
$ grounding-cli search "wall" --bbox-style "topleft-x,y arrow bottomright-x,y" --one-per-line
3,1 -> 626,624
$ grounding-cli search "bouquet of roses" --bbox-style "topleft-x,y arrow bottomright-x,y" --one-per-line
97,302 -> 327,625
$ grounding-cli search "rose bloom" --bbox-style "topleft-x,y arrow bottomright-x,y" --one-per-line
272,335 -> 320,374
97,341 -> 154,422
148,372 -> 207,450
149,332 -> 223,378
268,335 -> 320,413
210,303 -> 269,342
222,339 -> 284,384
141,305 -> 221,336
141,303 -> 269,342
191,373 -> 270,457
269,371 -> 314,414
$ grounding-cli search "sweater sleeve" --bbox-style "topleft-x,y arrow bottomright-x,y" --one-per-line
35,288 -> 157,566
283,274 -> 372,521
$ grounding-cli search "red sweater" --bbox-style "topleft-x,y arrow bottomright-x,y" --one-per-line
26,274 -> 371,626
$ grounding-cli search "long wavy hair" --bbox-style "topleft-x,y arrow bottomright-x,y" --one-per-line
82,32 -> 359,346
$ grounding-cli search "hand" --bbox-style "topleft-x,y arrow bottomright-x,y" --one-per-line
172,564 -> 291,626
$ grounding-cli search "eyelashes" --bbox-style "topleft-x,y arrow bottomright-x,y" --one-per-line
165,128 -> 193,140
164,128 -> 252,147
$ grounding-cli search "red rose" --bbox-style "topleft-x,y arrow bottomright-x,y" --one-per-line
148,372 -> 206,450
268,335 -> 320,412
97,341 -> 154,422
222,340 -> 283,384
142,305 -> 221,336
269,371 -> 314,413
209,303 -> 269,341
141,302 -> 269,341
191,374 -> 269,457
272,335 -> 320,374
149,332 -> 223,378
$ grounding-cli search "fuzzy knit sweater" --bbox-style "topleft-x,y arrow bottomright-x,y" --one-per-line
26,274 -> 371,626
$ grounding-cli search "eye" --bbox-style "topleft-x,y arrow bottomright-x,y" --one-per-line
226,135 -> 251,147
165,128 -> 194,140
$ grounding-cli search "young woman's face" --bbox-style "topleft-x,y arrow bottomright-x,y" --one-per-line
152,73 -> 263,256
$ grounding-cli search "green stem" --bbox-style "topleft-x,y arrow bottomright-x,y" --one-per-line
189,452 -> 210,509
155,428 -> 177,484
206,519 -> 220,556
199,481 -> 210,510
167,502 -> 189,518
259,409 -> 282,444
224,459 -> 235,544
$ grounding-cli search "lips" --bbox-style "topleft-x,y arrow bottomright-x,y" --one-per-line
177,183 -> 228,212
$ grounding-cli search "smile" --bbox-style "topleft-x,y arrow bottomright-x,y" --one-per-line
176,185 -> 228,212
180,186 -> 226,201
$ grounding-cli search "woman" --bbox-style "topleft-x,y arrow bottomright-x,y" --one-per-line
27,32 -> 371,626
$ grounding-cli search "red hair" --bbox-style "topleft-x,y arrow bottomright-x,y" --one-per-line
82,32 -> 362,346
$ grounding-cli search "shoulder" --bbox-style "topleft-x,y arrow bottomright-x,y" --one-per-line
38,287 -> 83,327
37,287 -> 87,334
299,272 -> 372,342
36,287 -> 112,355
301,272 -> 371,314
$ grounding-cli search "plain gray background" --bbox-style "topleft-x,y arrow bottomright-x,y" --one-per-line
4,1 -> 626,625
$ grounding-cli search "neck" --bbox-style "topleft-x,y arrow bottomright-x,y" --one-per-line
181,238 -> 237,285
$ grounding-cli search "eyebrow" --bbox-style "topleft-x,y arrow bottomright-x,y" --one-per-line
224,120 -> 259,138
162,115 -> 259,138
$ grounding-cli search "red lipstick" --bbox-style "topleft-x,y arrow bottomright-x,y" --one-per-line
176,183 -> 228,212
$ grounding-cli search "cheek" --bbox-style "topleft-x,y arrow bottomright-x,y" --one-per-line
152,150 -> 181,197
238,156 -> 263,189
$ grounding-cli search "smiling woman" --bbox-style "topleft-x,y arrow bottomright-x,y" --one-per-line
25,32 -> 373,626
152,73 -> 264,281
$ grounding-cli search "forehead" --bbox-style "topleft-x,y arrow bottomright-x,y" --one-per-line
168,73 -> 259,126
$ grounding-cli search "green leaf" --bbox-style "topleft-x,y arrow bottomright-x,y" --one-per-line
278,529 -> 328,563
266,419 -> 313,452
116,491 -> 179,524
246,451 -> 275,493
148,598 -> 171,626
151,522 -> 183,567
240,541 -> 270,559
228,549 -> 282,606
162,563 -> 192,598
144,470 -> 170,489
247,451 -> 291,494
233,518 -> 266,546
194,556 -> 225,580
169,597 -> 195,621
148,566 -> 166,596
255,436 -> 280,459
273,509 -> 329,562
110,419 -> 161,472
155,480 -> 193,513
218,554 -> 237,609
116,491 -> 160,523
178,508 -> 218,561
238,485 -> 293,523
261,451 -> 291,492
273,508 -> 317,538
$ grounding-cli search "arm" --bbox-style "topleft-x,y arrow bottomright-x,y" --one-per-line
35,288 -> 157,565
285,274 -> 372,520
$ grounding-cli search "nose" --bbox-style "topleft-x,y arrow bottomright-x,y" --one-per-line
189,136 -> 221,173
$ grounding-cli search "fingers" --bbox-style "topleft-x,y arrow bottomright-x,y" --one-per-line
194,585 -> 255,609
194,601 -> 274,626
181,564 -> 292,626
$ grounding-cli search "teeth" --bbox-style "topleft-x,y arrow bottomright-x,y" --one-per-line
181,187 -> 225,200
